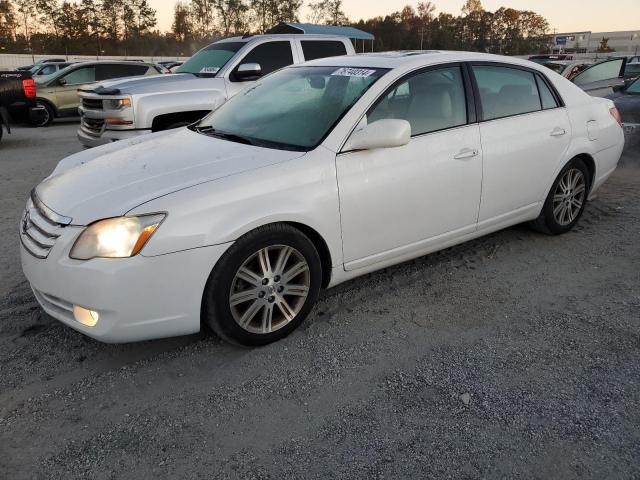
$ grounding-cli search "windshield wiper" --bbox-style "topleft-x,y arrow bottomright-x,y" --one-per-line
195,127 -> 254,145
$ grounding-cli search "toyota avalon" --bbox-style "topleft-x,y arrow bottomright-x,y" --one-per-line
20,52 -> 624,345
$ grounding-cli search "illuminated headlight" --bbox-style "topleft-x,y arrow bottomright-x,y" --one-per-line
103,97 -> 132,110
70,214 -> 165,260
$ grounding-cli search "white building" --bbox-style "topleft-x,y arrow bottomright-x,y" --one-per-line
551,31 -> 640,55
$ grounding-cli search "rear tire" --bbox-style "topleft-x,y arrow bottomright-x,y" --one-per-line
530,158 -> 591,235
33,101 -> 54,127
202,224 -> 322,346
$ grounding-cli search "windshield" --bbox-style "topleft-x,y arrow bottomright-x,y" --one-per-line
195,66 -> 388,151
176,42 -> 244,76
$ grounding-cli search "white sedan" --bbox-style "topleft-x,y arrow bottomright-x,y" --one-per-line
20,52 -> 624,345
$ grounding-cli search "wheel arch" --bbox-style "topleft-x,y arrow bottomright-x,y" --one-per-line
35,97 -> 57,116
282,221 -> 333,288
151,110 -> 211,132
573,152 -> 596,189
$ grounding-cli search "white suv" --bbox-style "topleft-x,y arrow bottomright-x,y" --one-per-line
77,34 -> 355,147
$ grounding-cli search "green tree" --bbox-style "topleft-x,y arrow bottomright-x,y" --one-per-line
0,0 -> 18,42
214,0 -> 249,36
172,1 -> 192,42
307,0 -> 348,25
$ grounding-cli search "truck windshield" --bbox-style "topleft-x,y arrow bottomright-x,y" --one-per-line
176,42 -> 244,76
195,66 -> 388,151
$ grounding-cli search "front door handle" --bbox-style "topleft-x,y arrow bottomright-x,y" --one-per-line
453,148 -> 479,160
550,127 -> 566,137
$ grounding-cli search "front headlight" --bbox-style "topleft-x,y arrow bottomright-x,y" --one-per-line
103,97 -> 132,110
70,214 -> 165,260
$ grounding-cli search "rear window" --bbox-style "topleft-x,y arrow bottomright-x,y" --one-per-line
301,41 -> 348,61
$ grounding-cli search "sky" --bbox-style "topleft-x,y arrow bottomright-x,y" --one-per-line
151,0 -> 640,35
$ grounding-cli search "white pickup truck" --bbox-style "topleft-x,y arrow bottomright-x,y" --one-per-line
77,34 -> 355,147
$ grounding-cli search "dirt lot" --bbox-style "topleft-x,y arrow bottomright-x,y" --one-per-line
1,122 -> 639,479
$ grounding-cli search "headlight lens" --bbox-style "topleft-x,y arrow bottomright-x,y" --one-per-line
70,214 -> 165,260
103,98 -> 132,110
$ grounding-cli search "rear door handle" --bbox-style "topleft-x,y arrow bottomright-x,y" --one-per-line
550,127 -> 566,137
453,148 -> 479,160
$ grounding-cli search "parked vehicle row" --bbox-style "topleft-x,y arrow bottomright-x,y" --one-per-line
33,61 -> 166,127
20,51 -> 624,346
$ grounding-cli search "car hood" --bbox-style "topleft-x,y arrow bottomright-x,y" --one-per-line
82,73 -> 225,95
36,128 -> 305,225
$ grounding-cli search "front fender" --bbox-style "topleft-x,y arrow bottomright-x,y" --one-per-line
128,149 -> 343,269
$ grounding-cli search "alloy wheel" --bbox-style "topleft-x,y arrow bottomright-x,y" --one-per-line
229,245 -> 310,334
552,168 -> 586,226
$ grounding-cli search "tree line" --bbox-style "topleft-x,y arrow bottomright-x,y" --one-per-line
0,0 -> 550,58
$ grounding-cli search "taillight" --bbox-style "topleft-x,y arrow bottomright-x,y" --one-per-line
22,78 -> 36,99
609,107 -> 623,126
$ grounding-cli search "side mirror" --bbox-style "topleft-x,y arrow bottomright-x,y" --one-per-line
235,63 -> 262,81
58,77 -> 67,86
345,119 -> 411,151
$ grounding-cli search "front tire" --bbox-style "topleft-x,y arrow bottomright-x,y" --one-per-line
530,158 -> 591,235
202,224 -> 322,346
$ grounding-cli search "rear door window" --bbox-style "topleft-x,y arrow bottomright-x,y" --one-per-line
472,65 -> 541,120
233,41 -> 294,80
62,66 -> 96,85
535,74 -> 559,109
301,41 -> 348,61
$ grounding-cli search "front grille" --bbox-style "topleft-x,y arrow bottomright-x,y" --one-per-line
82,98 -> 103,110
20,192 -> 69,259
81,116 -> 105,136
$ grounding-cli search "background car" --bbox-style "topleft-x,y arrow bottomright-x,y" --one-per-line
33,61 -> 165,127
17,58 -> 66,71
607,77 -> 640,148
623,61 -> 640,85
29,62 -> 75,77
0,71 -> 44,143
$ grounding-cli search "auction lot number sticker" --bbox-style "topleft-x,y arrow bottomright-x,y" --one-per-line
332,68 -> 376,77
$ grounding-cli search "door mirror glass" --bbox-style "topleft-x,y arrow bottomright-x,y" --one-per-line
346,119 -> 411,151
235,63 -> 262,81
58,77 -> 67,86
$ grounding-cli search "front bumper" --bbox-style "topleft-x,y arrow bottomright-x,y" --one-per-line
21,226 -> 231,343
77,127 -> 150,148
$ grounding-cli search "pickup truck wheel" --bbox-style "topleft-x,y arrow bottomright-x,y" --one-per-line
33,101 -> 53,127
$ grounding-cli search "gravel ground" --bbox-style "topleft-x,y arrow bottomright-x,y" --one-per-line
1,122 -> 639,479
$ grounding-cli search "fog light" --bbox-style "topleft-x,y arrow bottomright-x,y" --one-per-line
73,305 -> 100,327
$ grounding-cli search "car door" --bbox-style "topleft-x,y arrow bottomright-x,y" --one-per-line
54,65 -> 96,113
471,64 -> 571,225
572,58 -> 626,97
224,41 -> 296,98
336,64 -> 483,270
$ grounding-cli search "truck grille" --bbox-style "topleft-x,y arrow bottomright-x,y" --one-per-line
20,192 -> 69,259
82,98 -> 103,110
81,117 -> 105,136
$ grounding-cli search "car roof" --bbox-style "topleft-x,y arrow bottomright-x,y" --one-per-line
216,33 -> 353,44
301,51 -> 546,70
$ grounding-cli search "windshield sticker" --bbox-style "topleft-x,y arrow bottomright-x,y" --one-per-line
200,67 -> 220,74
331,68 -> 376,78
